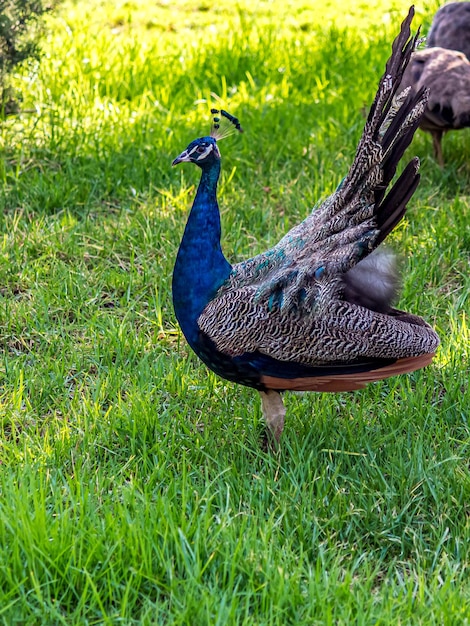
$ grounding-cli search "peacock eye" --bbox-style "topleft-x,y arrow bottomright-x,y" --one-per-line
196,145 -> 207,153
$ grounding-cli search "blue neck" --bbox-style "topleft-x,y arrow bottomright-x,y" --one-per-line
172,161 -> 232,348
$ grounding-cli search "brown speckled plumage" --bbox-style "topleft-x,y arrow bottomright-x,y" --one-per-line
172,7 -> 439,445
399,46 -> 470,166
428,2 -> 470,59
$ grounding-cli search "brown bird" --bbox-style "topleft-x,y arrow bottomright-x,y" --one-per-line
172,8 -> 439,445
428,2 -> 470,59
399,46 -> 470,166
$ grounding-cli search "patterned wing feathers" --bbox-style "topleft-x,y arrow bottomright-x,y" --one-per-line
198,287 -> 440,367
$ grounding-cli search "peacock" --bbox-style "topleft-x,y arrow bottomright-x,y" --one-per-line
400,2 -> 470,166
399,45 -> 470,166
171,7 -> 440,446
427,2 -> 470,59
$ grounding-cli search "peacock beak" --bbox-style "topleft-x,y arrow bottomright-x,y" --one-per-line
172,150 -> 191,166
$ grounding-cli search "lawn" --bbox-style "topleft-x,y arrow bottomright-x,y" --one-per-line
0,0 -> 469,623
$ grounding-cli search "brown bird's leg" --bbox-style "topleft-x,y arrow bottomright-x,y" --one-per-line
431,130 -> 444,167
259,390 -> 286,446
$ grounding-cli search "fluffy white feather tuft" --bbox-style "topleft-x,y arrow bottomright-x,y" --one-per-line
343,249 -> 400,312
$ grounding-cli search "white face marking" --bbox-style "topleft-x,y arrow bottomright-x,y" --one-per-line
195,144 -> 214,161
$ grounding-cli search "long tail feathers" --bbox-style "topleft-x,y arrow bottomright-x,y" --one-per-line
375,157 -> 420,245
336,6 -> 428,244
227,7 -> 428,312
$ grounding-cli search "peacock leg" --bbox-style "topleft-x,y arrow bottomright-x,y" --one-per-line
431,130 -> 444,168
259,390 -> 286,443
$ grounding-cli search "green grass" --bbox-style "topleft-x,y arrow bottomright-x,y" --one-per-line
0,0 -> 469,623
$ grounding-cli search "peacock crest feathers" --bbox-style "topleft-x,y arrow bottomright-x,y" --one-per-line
210,108 -> 244,141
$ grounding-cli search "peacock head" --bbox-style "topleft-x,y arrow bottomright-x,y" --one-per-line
172,109 -> 243,169
172,136 -> 220,168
